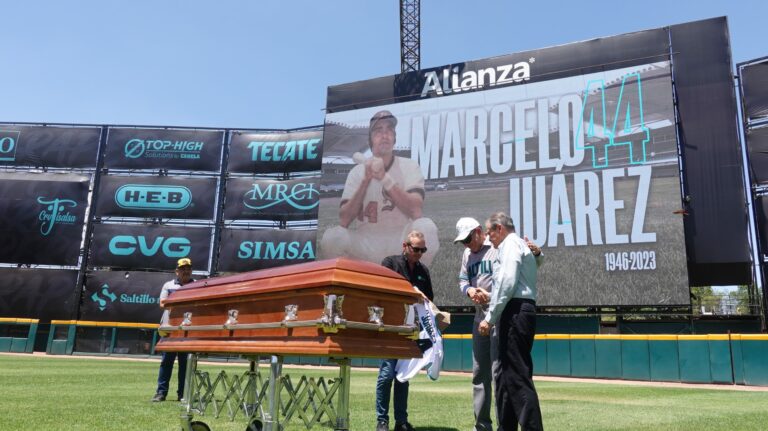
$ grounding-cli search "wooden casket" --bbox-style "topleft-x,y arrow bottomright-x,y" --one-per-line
156,258 -> 422,359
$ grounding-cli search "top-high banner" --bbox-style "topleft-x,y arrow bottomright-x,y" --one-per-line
104,128 -> 224,171
319,30 -> 691,306
228,130 -> 323,174
0,125 -> 100,168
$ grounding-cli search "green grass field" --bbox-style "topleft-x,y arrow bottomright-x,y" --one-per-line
2,354 -> 768,430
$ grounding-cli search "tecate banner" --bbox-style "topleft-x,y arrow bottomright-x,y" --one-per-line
104,128 -> 224,171
223,177 -> 320,221
228,130 -> 323,174
217,228 -> 316,273
95,175 -> 218,219
0,125 -> 100,168
0,173 -> 90,265
79,271 -> 176,323
89,223 -> 211,271
319,58 -> 689,307
0,268 -> 79,321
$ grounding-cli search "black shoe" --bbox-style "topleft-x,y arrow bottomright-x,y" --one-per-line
394,422 -> 415,431
376,420 -> 389,431
151,392 -> 166,402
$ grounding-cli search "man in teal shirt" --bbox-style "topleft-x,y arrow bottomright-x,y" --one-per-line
478,212 -> 544,431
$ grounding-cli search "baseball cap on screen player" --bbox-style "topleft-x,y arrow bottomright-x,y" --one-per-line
369,110 -> 398,130
176,258 -> 192,268
453,217 -> 480,243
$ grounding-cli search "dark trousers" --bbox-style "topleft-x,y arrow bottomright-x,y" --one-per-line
495,299 -> 543,431
375,358 -> 409,424
156,351 -> 188,399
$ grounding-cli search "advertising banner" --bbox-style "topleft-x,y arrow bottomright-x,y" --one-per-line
741,59 -> 768,123
228,130 -> 323,174
223,177 -> 320,221
0,269 -> 79,321
0,125 -> 100,168
0,173 -> 90,265
319,58 -> 689,307
756,195 -> 768,256
104,128 -> 224,171
746,126 -> 768,186
89,223 -> 211,271
95,175 -> 218,219
79,271 -> 176,323
217,228 -> 316,273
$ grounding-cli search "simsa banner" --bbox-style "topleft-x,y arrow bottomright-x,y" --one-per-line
104,128 -> 224,171
223,177 -> 320,221
79,271 -> 176,323
89,223 -> 212,271
228,130 -> 323,174
95,175 -> 218,220
217,228 -> 316,273
0,125 -> 100,168
0,173 -> 90,265
319,53 -> 690,306
0,269 -> 79,321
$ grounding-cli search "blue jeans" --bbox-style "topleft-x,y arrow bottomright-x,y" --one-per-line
375,358 -> 409,424
156,352 -> 188,398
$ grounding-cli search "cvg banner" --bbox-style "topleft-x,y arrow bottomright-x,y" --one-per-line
228,130 -> 323,174
95,175 -> 218,219
104,128 -> 224,171
0,269 -> 79,321
0,173 -> 90,265
217,228 -> 316,273
79,271 -> 177,323
89,223 -> 211,271
223,177 -> 320,221
319,58 -> 689,307
0,125 -> 100,168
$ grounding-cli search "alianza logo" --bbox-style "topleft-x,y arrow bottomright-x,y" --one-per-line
37,197 -> 78,236
420,59 -> 533,97
116,184 -> 192,210
108,235 -> 191,257
247,139 -> 320,162
237,240 -> 315,260
243,182 -> 318,211
91,283 -> 156,311
124,138 -> 204,160
0,130 -> 20,162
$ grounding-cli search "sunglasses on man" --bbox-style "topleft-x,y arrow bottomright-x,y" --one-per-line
407,244 -> 428,253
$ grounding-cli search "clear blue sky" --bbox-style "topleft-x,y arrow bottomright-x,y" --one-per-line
1,1 -> 766,130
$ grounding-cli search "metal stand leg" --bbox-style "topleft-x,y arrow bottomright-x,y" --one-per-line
334,358 -> 351,431
264,355 -> 283,431
180,353 -> 198,431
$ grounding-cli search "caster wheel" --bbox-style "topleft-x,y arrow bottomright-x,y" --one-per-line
246,419 -> 263,431
189,421 -> 211,431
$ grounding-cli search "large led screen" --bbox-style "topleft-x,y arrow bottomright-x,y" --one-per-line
319,61 -> 689,306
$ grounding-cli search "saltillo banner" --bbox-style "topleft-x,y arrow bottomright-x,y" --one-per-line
89,223 -> 212,271
104,128 -> 224,171
95,175 -> 218,220
0,173 -> 90,265
0,268 -> 79,321
223,177 -> 320,221
0,125 -> 100,168
216,228 -> 316,273
79,271 -> 177,323
228,130 -> 323,174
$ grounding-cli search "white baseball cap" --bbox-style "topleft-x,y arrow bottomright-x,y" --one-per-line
453,217 -> 481,243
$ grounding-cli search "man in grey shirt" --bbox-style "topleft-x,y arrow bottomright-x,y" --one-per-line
478,212 -> 543,431
454,217 -> 499,431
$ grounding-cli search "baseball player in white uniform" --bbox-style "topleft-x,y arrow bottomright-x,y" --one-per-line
320,110 -> 439,266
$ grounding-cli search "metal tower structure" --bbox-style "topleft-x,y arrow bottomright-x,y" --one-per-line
400,0 -> 420,73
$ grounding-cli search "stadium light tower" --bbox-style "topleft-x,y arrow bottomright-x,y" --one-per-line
400,0 -> 420,73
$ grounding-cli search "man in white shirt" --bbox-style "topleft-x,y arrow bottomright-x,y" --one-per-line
478,212 -> 544,431
151,258 -> 194,402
